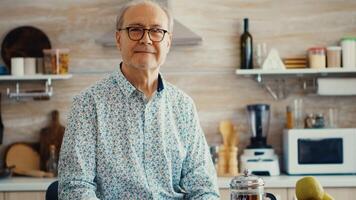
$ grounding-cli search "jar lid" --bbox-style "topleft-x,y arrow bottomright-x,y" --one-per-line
316,113 -> 324,117
326,46 -> 342,51
230,169 -> 265,189
308,47 -> 325,51
341,37 -> 356,41
247,104 -> 270,111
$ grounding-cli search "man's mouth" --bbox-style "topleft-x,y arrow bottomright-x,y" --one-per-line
134,51 -> 155,54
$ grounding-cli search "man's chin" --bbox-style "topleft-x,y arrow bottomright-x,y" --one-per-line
132,62 -> 157,70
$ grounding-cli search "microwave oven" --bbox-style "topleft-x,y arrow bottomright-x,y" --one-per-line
283,128 -> 356,175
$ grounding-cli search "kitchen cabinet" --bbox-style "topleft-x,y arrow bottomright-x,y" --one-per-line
235,68 -> 356,99
0,192 -> 45,200
219,188 -> 287,200
0,74 -> 72,100
220,187 -> 356,200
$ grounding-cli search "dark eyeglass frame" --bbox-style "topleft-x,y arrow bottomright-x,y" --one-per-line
117,27 -> 169,42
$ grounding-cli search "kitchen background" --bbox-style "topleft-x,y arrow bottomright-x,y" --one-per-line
0,0 -> 356,166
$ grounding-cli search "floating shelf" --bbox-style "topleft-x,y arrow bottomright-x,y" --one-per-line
0,74 -> 73,100
236,68 -> 356,76
0,74 -> 72,81
235,68 -> 356,100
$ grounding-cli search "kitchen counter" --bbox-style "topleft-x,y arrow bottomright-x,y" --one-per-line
1,175 -> 356,192
218,174 -> 356,189
0,177 -> 56,192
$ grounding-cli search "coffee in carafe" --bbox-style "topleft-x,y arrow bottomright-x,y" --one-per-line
232,194 -> 258,200
230,170 -> 277,200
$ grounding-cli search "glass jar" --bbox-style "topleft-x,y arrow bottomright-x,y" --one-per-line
314,113 -> 325,128
43,49 -> 70,74
326,46 -> 342,68
341,37 -> 356,68
308,47 -> 326,69
304,113 -> 315,129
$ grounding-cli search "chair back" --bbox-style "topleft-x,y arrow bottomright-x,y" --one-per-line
46,180 -> 58,200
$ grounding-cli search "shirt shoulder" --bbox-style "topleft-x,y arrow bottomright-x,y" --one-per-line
164,81 -> 195,109
73,73 -> 119,103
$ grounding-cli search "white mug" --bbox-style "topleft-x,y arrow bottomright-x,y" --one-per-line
11,57 -> 24,76
24,57 -> 36,75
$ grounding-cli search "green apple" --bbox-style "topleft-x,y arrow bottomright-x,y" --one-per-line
295,176 -> 324,200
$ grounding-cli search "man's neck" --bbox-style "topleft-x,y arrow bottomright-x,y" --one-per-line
121,63 -> 159,99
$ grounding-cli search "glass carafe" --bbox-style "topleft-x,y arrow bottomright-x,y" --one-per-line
246,104 -> 271,148
230,170 -> 277,200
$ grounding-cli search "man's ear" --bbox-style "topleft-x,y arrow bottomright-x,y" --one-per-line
166,33 -> 172,49
116,31 -> 121,50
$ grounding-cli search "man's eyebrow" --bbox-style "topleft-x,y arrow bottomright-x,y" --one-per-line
150,24 -> 163,28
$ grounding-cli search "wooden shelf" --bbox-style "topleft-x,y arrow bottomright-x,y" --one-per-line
0,74 -> 72,81
0,74 -> 73,100
236,68 -> 356,77
235,68 -> 356,100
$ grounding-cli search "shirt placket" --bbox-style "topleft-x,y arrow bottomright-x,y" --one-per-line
137,92 -> 155,198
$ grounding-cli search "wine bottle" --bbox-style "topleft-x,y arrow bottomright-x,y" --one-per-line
240,18 -> 253,69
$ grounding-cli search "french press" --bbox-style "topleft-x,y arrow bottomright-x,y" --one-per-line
230,170 -> 277,200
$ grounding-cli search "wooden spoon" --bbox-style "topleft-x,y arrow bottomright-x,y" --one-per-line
219,120 -> 234,147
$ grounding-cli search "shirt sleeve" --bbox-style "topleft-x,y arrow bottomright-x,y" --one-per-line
180,101 -> 220,200
58,94 -> 100,200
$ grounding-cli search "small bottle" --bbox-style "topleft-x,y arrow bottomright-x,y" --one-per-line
314,113 -> 325,128
240,18 -> 253,69
286,106 -> 294,129
305,113 -> 315,129
46,145 -> 58,176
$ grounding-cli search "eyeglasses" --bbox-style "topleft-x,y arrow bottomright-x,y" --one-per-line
118,27 -> 169,42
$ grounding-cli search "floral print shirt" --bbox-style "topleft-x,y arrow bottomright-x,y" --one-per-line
58,67 -> 220,200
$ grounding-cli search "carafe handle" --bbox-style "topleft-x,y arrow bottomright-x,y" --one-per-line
266,192 -> 277,200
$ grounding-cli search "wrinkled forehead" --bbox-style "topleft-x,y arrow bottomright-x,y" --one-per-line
122,3 -> 169,29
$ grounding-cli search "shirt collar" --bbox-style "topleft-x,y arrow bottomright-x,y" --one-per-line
115,63 -> 165,97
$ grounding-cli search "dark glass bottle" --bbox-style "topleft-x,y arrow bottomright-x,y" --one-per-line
240,18 -> 253,69
46,144 -> 58,176
0,94 -> 4,145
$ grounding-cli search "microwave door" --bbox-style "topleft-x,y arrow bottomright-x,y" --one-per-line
298,138 -> 343,165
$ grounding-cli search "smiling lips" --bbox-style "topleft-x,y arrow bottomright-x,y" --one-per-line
133,46 -> 156,54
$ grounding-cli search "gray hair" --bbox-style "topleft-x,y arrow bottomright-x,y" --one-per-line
116,0 -> 174,32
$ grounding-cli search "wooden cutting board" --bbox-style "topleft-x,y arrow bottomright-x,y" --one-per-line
5,143 -> 53,177
39,110 -> 65,171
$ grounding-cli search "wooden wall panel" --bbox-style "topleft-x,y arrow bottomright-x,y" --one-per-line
0,0 -> 356,166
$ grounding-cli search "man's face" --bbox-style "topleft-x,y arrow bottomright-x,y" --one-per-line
116,3 -> 172,71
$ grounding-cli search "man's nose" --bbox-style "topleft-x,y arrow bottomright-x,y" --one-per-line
139,30 -> 153,44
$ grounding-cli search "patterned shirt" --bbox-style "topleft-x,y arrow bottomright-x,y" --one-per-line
58,66 -> 220,200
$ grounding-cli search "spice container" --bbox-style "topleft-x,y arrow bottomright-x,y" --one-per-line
326,46 -> 342,68
308,47 -> 326,69
304,113 -> 315,129
341,37 -> 356,68
314,113 -> 325,128
43,49 -> 70,74
286,106 -> 294,129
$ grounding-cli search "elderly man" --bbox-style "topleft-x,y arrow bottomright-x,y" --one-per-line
58,0 -> 219,199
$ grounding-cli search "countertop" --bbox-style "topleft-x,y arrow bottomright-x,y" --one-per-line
1,175 -> 356,192
218,174 -> 356,189
0,177 -> 56,192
